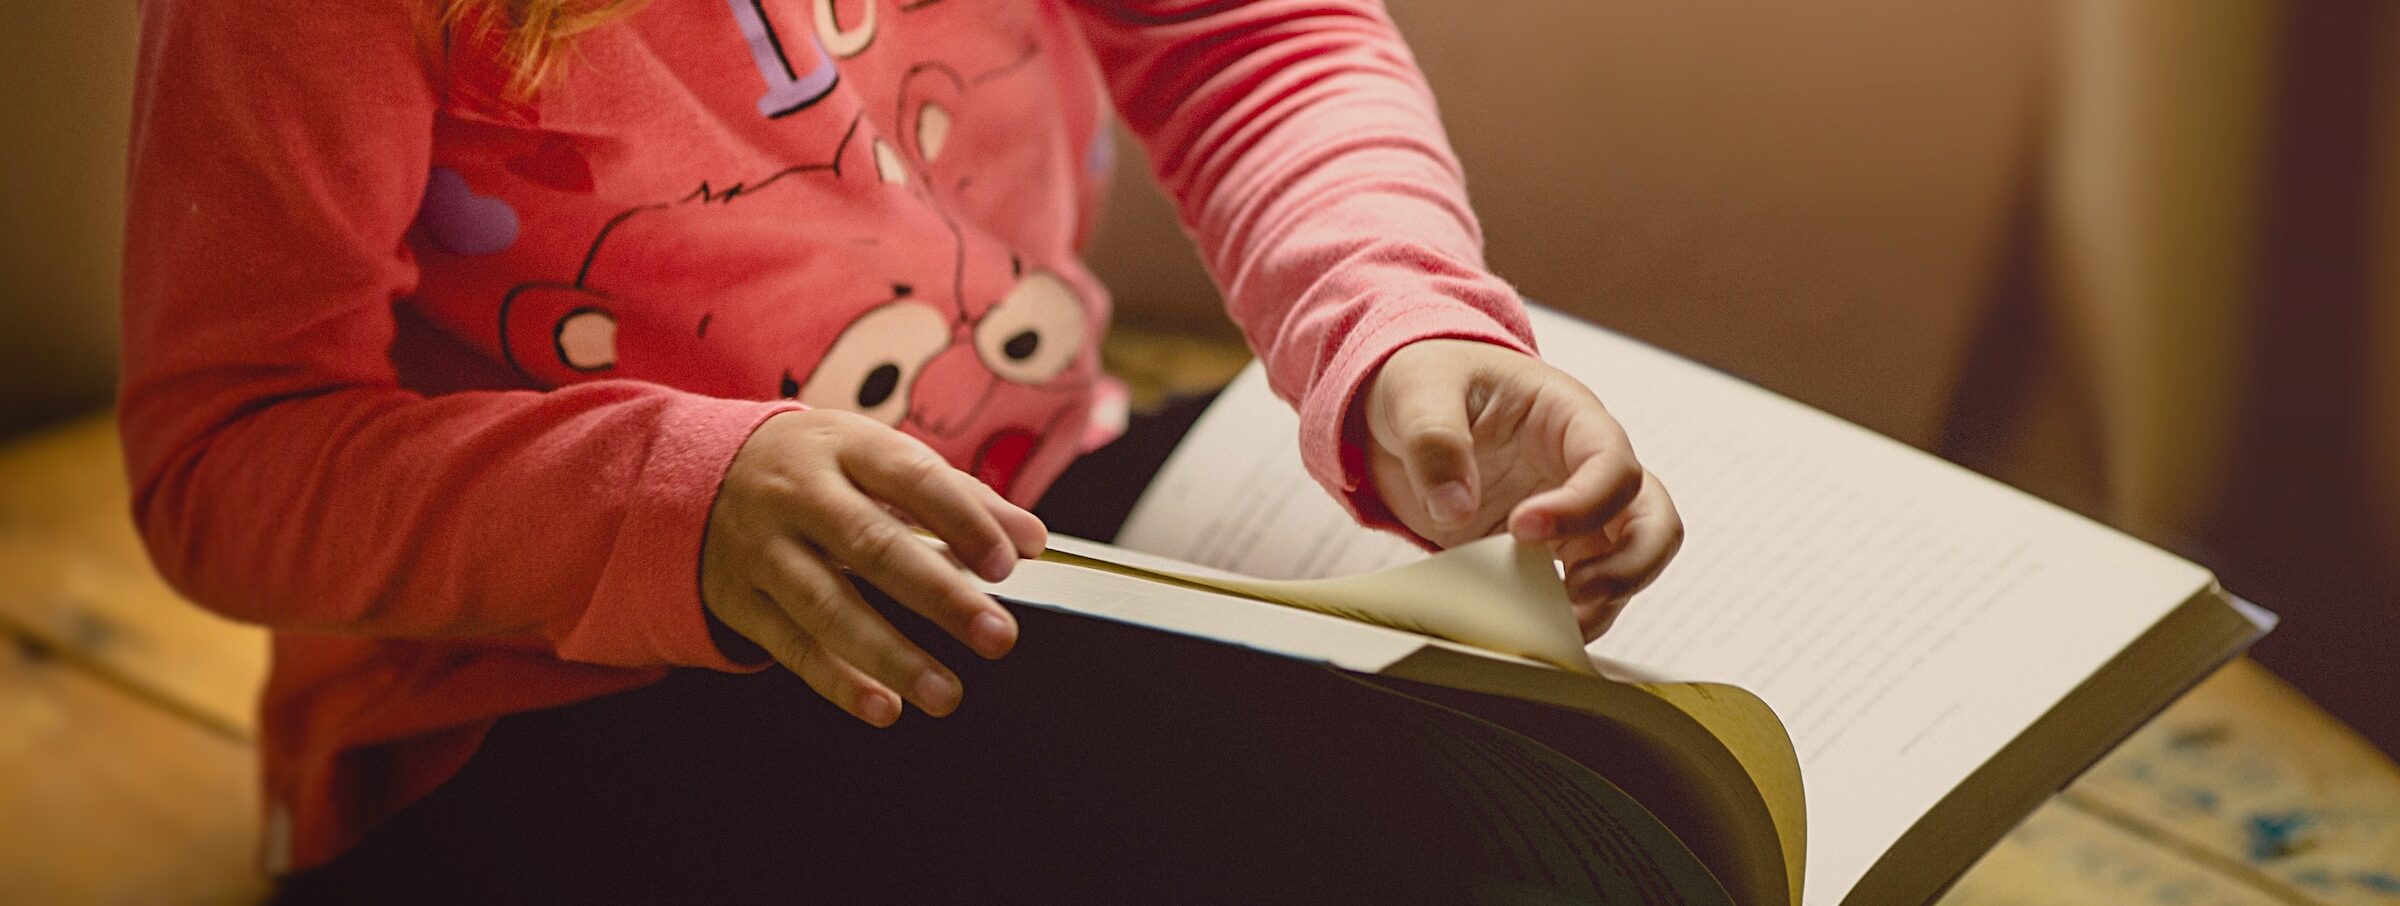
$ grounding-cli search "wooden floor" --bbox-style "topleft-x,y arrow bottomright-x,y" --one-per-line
0,414 -> 269,905
4,327 -> 2397,904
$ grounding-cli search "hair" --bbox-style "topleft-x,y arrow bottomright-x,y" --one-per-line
436,0 -> 648,94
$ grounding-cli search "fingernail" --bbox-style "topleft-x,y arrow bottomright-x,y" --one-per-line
1516,511 -> 1555,540
912,671 -> 960,716
969,611 -> 1016,659
981,547 -> 1016,582
1430,482 -> 1474,525
860,691 -> 900,728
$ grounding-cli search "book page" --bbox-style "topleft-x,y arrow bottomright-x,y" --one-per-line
977,554 -> 1428,675
1040,534 -> 1598,674
1117,305 -> 2217,905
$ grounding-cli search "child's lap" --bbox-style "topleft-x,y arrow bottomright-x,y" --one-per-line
272,603 -> 1573,903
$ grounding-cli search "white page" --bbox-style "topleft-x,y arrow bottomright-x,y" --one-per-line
1117,305 -> 2215,905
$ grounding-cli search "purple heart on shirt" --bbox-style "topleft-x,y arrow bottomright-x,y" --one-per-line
419,167 -> 520,256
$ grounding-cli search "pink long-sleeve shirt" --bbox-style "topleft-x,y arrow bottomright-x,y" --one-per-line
121,0 -> 1534,871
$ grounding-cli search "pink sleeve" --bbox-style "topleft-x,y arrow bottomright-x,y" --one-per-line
1066,0 -> 1538,528
118,0 -> 786,671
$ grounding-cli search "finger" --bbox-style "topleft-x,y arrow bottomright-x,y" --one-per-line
1562,509 -> 1679,606
1509,405 -> 1642,542
845,437 -> 1023,582
1579,600 -> 1629,642
1553,530 -> 1633,642
1547,492 -> 1643,564
1367,366 -> 1481,530
754,536 -> 966,718
1559,583 -> 1631,642
1561,473 -> 1683,610
971,477 -> 1048,560
800,478 -> 1018,660
711,586 -> 907,727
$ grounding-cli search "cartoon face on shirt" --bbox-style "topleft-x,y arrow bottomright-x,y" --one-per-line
494,114 -> 1097,494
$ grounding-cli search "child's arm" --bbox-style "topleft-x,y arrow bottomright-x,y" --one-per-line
1069,0 -> 1682,633
118,0 -> 1028,708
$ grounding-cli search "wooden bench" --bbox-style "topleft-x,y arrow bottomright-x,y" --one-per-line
5,329 -> 2395,903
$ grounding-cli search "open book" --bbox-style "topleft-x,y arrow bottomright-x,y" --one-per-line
979,306 -> 2272,905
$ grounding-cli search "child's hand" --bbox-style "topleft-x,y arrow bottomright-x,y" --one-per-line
1361,339 -> 1683,640
701,409 -> 1047,727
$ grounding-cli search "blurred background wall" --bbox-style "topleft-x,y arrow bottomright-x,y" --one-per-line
1,0 -> 136,433
5,0 -> 2394,749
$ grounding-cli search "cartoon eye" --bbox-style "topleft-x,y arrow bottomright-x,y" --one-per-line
791,299 -> 951,425
554,307 -> 618,372
973,268 -> 1085,385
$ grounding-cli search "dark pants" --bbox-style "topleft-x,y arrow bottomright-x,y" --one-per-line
272,396 -> 1718,905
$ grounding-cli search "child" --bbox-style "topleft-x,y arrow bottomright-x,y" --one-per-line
121,0 -> 1684,898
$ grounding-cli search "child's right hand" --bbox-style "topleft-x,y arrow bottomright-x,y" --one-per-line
700,409 -> 1047,727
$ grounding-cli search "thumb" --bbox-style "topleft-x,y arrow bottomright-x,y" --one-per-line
1369,365 -> 1480,529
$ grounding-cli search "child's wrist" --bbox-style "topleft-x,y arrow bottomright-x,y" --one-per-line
704,607 -> 772,666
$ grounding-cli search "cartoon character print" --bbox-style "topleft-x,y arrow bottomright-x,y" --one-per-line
496,110 -> 1098,496
461,0 -> 1109,496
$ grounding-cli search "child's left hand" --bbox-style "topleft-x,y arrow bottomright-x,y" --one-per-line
1361,339 -> 1683,640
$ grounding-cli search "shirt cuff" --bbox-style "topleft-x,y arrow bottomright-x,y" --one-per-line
558,394 -> 799,672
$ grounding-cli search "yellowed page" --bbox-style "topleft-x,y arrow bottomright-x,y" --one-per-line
1041,534 -> 1598,676
1117,305 -> 2221,905
975,553 -> 1429,675
1639,683 -> 1808,906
